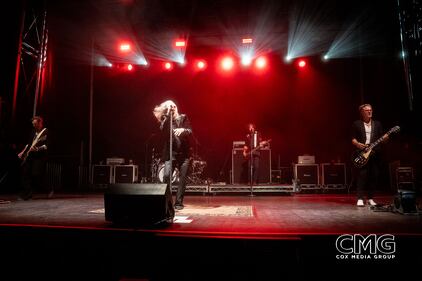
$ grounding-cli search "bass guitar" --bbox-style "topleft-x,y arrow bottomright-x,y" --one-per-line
352,126 -> 400,168
18,128 -> 47,165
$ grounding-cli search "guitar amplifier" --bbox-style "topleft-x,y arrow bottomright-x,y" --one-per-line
115,165 -> 139,183
321,163 -> 346,186
294,164 -> 319,186
231,148 -> 271,184
92,165 -> 114,184
298,155 -> 315,164
396,167 -> 414,190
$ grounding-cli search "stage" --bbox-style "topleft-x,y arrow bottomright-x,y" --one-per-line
0,191 -> 421,281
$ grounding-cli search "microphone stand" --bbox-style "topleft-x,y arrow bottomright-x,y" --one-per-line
168,108 -> 173,192
164,107 -> 175,221
249,131 -> 256,197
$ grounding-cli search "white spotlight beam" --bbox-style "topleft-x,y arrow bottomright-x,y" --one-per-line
287,2 -> 333,59
142,32 -> 188,64
325,12 -> 376,59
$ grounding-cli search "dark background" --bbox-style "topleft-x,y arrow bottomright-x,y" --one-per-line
1,0 -> 421,189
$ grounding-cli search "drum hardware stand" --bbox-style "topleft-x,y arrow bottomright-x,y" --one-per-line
150,148 -> 159,183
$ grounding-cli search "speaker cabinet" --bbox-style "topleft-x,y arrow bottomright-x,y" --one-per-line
231,148 -> 271,184
92,165 -> 113,184
321,163 -> 346,186
115,165 -> 138,183
104,184 -> 174,226
294,164 -> 319,186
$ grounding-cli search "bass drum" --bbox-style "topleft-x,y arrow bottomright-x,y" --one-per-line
157,163 -> 179,183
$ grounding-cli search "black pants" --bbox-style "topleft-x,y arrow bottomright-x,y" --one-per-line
163,157 -> 191,206
248,155 -> 260,184
356,157 -> 380,199
21,158 -> 46,199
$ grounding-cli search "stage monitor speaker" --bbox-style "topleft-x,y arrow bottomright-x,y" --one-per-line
231,148 -> 271,184
104,183 -> 173,226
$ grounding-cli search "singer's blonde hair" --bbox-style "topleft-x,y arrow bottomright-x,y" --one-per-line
160,100 -> 177,108
152,100 -> 178,122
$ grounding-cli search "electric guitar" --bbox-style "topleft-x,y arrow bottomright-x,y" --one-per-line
351,126 -> 400,168
243,139 -> 271,158
19,128 -> 47,165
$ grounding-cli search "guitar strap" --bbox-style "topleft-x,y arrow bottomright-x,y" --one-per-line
30,128 -> 47,148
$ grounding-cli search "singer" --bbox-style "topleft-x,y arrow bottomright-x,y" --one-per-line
153,100 -> 192,210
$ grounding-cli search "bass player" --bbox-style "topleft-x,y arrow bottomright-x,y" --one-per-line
17,116 -> 49,200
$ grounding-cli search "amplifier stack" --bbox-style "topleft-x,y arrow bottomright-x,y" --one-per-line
92,162 -> 138,184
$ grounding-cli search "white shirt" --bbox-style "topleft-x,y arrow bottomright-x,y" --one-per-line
364,122 -> 372,144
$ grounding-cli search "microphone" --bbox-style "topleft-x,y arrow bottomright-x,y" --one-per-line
165,105 -> 175,117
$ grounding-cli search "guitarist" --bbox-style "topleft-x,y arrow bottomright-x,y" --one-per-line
243,123 -> 268,185
351,104 -> 388,207
17,116 -> 49,200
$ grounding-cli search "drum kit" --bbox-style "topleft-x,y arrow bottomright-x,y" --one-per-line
151,154 -> 207,185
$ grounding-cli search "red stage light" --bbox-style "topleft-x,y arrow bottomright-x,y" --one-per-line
298,59 -> 306,68
164,62 -> 173,70
254,56 -> 267,69
196,60 -> 206,70
127,64 -> 133,71
221,57 -> 234,71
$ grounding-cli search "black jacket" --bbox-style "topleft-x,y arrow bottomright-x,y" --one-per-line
26,128 -> 49,161
160,114 -> 192,161
351,120 -> 384,152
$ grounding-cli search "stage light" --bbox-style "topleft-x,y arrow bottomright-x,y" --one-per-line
400,51 -> 406,58
284,55 -> 292,63
135,55 -> 148,66
164,62 -> 173,70
242,38 -> 253,44
221,56 -> 234,71
196,60 -> 207,70
322,54 -> 329,61
178,58 -> 186,66
174,40 -> 186,47
119,43 -> 131,52
297,59 -> 306,68
254,56 -> 267,69
127,64 -> 133,71
241,56 -> 252,66
96,54 -> 113,67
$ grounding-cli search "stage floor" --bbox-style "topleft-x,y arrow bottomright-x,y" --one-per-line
0,192 -> 421,236
1,192 -> 422,281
